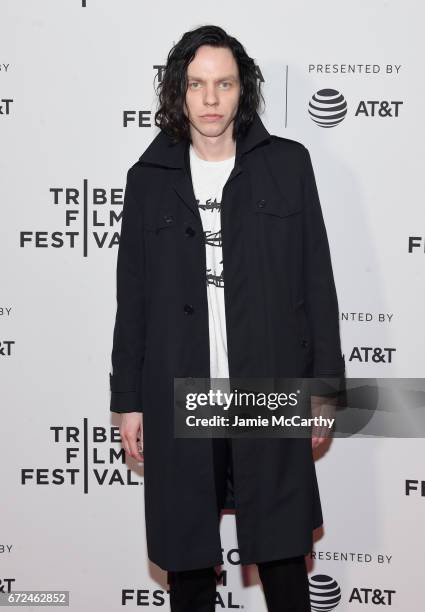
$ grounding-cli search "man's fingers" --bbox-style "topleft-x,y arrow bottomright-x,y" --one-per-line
312,435 -> 324,449
128,435 -> 144,462
120,416 -> 144,462
122,432 -> 144,461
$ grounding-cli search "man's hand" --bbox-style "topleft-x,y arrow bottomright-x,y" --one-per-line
120,412 -> 144,462
311,395 -> 336,450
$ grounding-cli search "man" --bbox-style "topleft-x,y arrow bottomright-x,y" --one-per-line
109,24 -> 345,612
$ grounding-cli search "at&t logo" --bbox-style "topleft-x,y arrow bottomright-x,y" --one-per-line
309,574 -> 341,611
308,88 -> 403,127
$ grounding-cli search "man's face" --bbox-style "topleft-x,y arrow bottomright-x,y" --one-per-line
183,45 -> 241,139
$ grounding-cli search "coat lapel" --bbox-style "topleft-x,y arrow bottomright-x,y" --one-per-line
138,112 -> 272,220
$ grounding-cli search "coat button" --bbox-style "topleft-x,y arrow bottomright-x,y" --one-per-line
185,226 -> 196,237
257,198 -> 266,208
301,339 -> 309,348
183,303 -> 194,315
163,214 -> 174,224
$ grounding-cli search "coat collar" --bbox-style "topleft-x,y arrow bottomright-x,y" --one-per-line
138,111 -> 271,169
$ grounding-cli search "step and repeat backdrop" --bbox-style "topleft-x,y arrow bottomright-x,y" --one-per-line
1,1 -> 424,610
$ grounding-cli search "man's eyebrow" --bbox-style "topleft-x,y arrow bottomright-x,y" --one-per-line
187,75 -> 238,82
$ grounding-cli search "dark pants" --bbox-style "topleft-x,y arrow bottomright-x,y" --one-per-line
167,438 -> 311,612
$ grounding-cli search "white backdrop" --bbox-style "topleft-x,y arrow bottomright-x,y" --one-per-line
1,1 -> 424,610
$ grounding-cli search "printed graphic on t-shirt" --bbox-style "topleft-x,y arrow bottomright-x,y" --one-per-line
197,198 -> 224,288
198,198 -> 221,212
204,230 -> 222,247
189,144 -> 234,379
206,260 -> 224,288
195,196 -> 224,288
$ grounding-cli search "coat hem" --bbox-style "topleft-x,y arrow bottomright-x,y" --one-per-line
148,549 -> 224,573
238,527 -> 319,566
239,543 -> 314,567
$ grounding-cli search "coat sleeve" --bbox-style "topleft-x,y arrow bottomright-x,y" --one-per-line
109,166 -> 145,413
301,146 -> 345,381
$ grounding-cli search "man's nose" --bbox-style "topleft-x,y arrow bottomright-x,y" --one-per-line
203,85 -> 219,105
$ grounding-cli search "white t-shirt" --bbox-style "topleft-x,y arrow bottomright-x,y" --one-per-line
189,144 -> 235,382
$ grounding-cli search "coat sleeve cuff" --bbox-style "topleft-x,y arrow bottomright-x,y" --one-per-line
110,391 -> 143,413
309,368 -> 346,399
109,373 -> 143,413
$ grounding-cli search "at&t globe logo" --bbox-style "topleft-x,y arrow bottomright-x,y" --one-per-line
309,574 -> 342,610
308,89 -> 348,127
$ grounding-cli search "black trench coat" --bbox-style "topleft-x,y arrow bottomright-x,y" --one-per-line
109,112 -> 345,572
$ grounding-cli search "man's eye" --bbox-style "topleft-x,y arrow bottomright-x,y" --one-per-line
189,82 -> 200,89
220,82 -> 231,88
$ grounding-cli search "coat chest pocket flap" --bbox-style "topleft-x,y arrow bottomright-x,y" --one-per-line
143,208 -> 181,232
251,196 -> 302,218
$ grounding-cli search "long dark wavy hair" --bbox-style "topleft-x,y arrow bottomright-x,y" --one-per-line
154,25 -> 264,144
